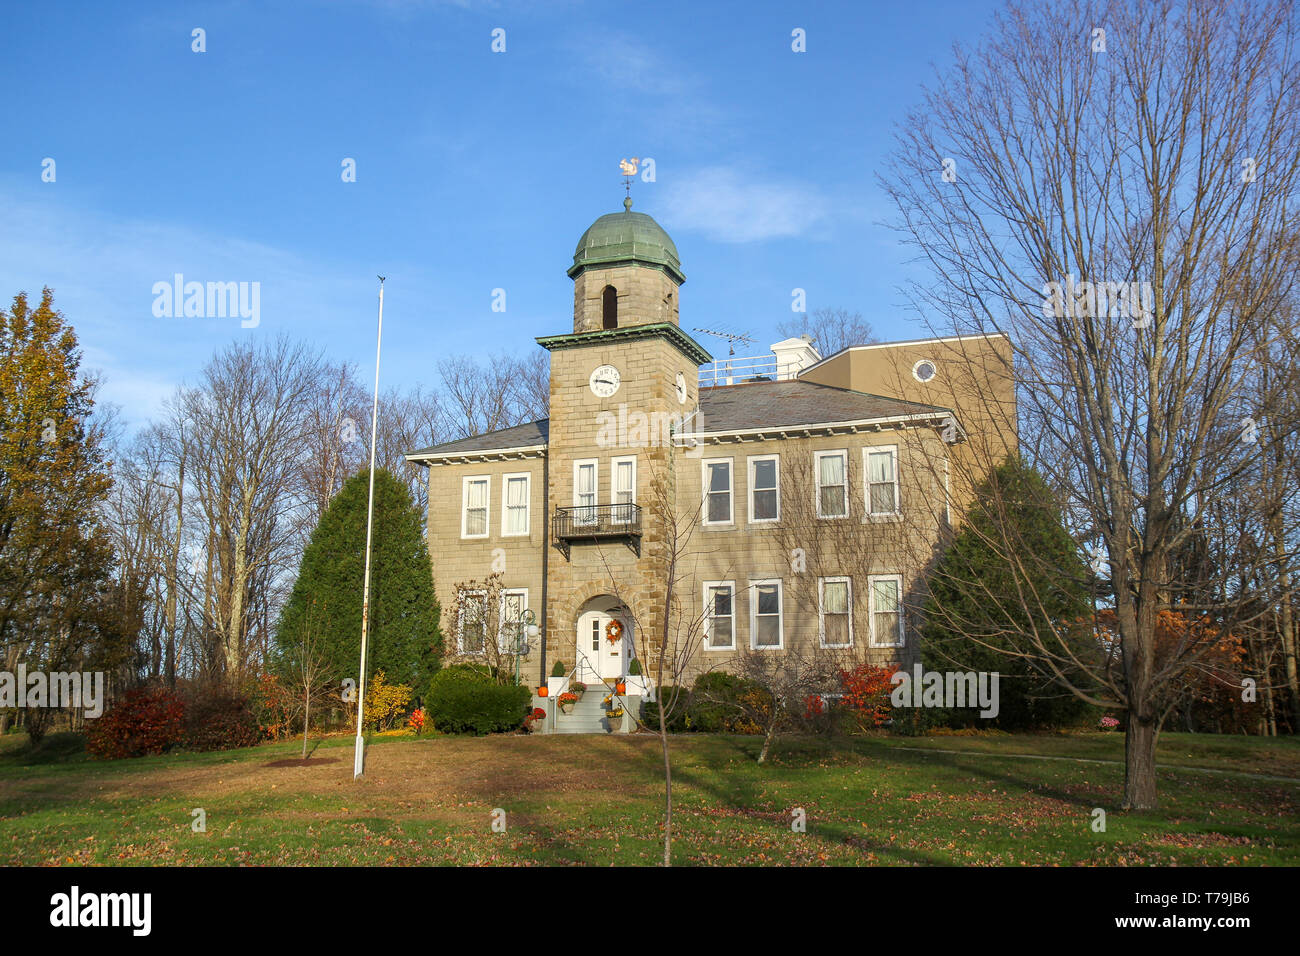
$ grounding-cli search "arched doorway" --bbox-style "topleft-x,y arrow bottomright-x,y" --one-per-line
575,595 -> 631,683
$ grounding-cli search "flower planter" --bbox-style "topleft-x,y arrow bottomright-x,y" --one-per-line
559,703 -> 574,715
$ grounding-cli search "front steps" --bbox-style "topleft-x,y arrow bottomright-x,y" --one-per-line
551,682 -> 637,734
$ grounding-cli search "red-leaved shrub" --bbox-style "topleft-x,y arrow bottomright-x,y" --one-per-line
838,664 -> 898,730
86,687 -> 185,759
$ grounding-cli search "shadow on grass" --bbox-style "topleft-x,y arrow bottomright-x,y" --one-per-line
0,731 -> 87,766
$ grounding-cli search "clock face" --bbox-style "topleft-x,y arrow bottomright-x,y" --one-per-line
675,371 -> 688,404
590,364 -> 621,398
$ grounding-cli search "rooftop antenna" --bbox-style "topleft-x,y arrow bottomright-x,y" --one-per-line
694,327 -> 757,385
619,157 -> 639,211
694,327 -> 756,357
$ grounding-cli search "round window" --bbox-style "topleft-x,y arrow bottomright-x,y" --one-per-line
912,359 -> 937,383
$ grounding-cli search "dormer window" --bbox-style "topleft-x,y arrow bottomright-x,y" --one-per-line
602,285 -> 618,329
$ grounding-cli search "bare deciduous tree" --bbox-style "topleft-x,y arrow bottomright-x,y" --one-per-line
881,0 -> 1300,807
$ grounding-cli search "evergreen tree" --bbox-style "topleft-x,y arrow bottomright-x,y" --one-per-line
919,457 -> 1098,729
275,468 -> 440,694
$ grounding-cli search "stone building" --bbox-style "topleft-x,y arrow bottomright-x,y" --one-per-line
407,199 -> 1016,723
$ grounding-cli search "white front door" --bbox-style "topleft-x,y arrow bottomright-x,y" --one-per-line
576,609 -> 628,682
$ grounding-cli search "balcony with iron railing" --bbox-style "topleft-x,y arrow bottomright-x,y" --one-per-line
552,503 -> 642,559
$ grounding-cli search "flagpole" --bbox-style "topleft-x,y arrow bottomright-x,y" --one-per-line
353,275 -> 385,779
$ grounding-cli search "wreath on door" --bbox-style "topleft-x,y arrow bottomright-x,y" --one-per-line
605,619 -> 625,644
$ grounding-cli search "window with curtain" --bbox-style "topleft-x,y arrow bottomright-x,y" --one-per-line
820,577 -> 852,647
458,589 -> 487,654
816,451 -> 847,518
870,576 -> 902,646
867,448 -> 898,516
750,456 -> 779,521
463,478 -> 488,537
613,457 -> 635,523
704,582 -> 734,649
575,461 -> 597,524
705,459 -> 732,524
752,580 -> 783,648
504,475 -> 529,535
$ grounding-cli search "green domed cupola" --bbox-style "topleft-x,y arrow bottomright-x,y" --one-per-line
568,199 -> 685,285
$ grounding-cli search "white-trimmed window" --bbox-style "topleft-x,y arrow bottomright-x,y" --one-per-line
457,588 -> 488,654
499,588 -> 528,653
703,581 -> 735,650
865,446 -> 900,517
612,455 -> 636,524
815,450 -> 848,518
574,459 -> 598,525
702,457 -> 733,525
750,579 -> 784,649
819,576 -> 853,648
502,473 -> 530,536
461,476 -> 490,538
748,454 -> 780,523
868,574 -> 904,647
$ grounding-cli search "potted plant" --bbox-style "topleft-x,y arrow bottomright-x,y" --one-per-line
547,661 -> 568,699
523,707 -> 546,732
569,681 -> 587,700
602,694 -> 625,729
557,691 -> 579,715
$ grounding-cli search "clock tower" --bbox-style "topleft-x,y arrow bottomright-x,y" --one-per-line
537,198 -> 711,677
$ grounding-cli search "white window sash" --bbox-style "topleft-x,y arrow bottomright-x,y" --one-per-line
612,456 -> 636,524
868,574 -> 904,647
702,581 -> 735,650
815,451 -> 848,518
702,458 -> 733,525
818,576 -> 853,648
502,473 -> 530,536
749,579 -> 784,650
865,446 -> 900,517
748,455 -> 780,523
574,460 -> 598,525
462,477 -> 490,538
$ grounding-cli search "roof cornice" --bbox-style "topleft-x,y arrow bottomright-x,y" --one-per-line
405,445 -> 548,466
536,323 -> 713,366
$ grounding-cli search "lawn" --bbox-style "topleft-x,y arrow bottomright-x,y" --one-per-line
0,730 -> 1295,866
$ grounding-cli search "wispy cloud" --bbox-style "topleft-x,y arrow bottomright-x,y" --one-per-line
659,166 -> 830,243
0,184 -> 377,431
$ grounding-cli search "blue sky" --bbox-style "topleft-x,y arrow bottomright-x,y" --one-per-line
1,0 -> 1006,431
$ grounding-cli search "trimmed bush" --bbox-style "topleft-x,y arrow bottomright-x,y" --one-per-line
181,686 -> 263,752
426,665 -> 531,735
86,687 -> 185,759
551,660 -> 566,678
628,658 -> 642,676
689,672 -> 767,733
640,685 -> 692,732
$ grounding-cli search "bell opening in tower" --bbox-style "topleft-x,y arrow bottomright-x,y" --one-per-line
602,285 -> 618,329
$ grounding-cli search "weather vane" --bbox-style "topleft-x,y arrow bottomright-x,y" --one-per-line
619,157 -> 639,209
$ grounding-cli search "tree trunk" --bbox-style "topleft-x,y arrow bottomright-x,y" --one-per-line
758,719 -> 777,764
660,720 -> 672,868
302,692 -> 310,759
1122,715 -> 1158,809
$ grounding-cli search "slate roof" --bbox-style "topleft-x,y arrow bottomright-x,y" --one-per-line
405,381 -> 951,461
406,419 -> 549,460
694,380 -> 949,433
